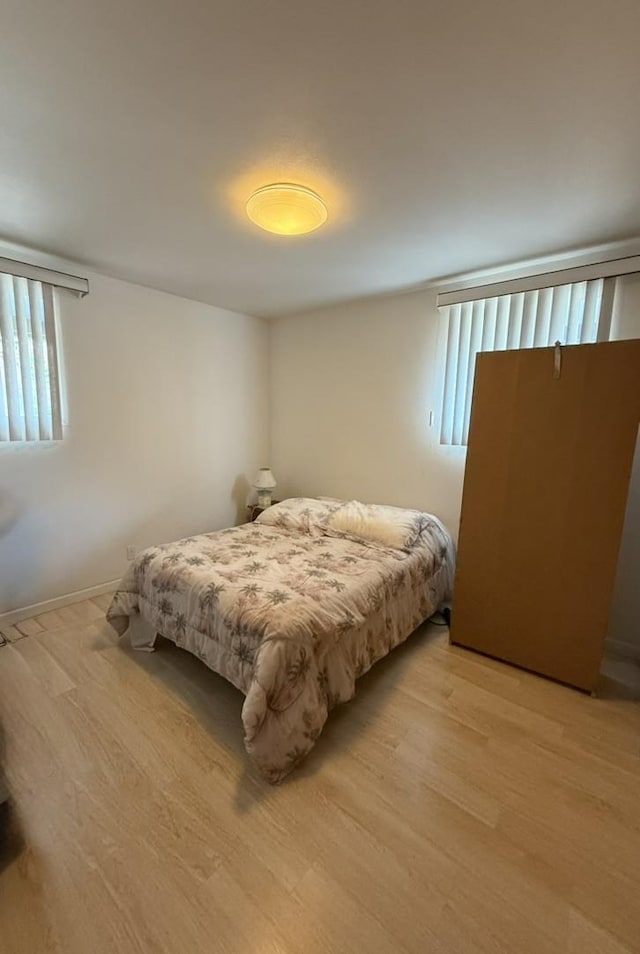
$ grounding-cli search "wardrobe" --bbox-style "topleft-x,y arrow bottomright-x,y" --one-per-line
450,338 -> 640,692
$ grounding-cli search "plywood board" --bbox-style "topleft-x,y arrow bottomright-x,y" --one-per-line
451,339 -> 640,691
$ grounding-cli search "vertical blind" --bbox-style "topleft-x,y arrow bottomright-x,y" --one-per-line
0,274 -> 62,442
439,279 -> 604,446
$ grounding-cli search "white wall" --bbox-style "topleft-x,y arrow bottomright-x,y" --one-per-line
0,265 -> 269,614
270,288 -> 465,534
271,276 -> 640,651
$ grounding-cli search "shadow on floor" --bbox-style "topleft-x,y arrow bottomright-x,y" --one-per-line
0,799 -> 25,872
0,720 -> 24,872
118,620 -> 444,811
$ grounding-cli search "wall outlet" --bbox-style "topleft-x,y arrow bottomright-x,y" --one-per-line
126,545 -> 138,561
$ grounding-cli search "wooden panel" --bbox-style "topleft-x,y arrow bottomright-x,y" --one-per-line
451,339 -> 640,691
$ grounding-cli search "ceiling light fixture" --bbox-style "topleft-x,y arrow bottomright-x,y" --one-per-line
246,183 -> 327,236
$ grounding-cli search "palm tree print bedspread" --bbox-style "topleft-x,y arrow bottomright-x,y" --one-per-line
107,506 -> 454,782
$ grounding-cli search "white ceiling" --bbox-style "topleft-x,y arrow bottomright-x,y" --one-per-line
2,0 -> 640,318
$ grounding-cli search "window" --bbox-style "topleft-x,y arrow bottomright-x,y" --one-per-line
0,274 -> 62,442
438,278 -> 609,446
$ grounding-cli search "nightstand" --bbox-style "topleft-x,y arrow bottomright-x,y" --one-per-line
247,501 -> 280,522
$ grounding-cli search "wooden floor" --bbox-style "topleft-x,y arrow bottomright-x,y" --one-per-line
1,597 -> 639,954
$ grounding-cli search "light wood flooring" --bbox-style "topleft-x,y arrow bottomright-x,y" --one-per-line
1,595 -> 639,954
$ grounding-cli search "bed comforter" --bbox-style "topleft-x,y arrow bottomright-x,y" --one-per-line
107,502 -> 454,782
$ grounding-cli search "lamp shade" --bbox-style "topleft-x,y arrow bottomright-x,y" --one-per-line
246,184 -> 327,236
253,468 -> 276,490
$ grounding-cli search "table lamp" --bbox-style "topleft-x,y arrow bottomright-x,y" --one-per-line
253,468 -> 276,508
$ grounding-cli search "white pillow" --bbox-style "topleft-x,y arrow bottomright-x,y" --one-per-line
326,500 -> 426,550
255,497 -> 344,534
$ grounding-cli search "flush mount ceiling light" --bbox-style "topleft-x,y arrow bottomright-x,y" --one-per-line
246,183 -> 328,236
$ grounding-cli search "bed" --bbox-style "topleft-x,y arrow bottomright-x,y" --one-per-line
107,497 -> 454,782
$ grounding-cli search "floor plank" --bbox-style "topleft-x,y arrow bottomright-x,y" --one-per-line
0,596 -> 639,954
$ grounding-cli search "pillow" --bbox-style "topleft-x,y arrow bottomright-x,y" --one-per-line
325,500 -> 426,550
255,497 -> 344,535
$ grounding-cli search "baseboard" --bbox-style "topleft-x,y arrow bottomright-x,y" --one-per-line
605,636 -> 640,662
0,579 -> 120,628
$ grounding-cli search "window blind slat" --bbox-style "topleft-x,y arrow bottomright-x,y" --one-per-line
506,293 -> 525,349
452,302 -> 473,446
459,299 -> 485,444
549,284 -> 570,342
0,337 -> 9,441
480,297 -> 498,352
0,275 -> 24,440
27,281 -> 51,440
581,279 -> 603,343
439,304 -> 460,445
494,295 -> 510,350
43,284 -> 62,440
534,287 -> 553,347
13,277 -> 39,441
567,281 -> 586,342
520,290 -> 539,349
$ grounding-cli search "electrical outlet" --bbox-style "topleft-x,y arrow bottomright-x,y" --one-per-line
126,545 -> 137,561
